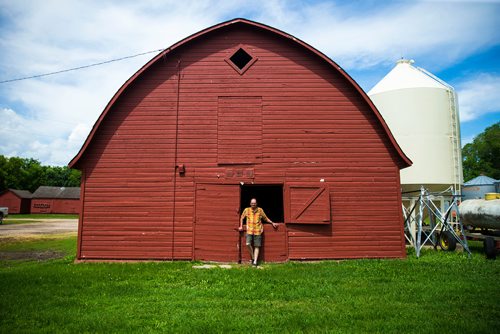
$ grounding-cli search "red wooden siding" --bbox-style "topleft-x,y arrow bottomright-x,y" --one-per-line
71,19 -> 410,261
217,96 -> 262,164
78,62 -> 179,260
53,199 -> 80,214
31,199 -> 80,214
0,191 -> 31,214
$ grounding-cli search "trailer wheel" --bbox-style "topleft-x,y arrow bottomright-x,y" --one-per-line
439,231 -> 457,252
484,237 -> 497,260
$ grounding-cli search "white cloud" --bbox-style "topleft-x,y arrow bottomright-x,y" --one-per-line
68,123 -> 90,145
0,107 -> 90,165
255,1 -> 500,70
0,0 -> 498,165
0,0 -> 236,165
456,74 -> 500,122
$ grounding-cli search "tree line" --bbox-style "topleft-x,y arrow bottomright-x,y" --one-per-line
462,121 -> 499,182
0,155 -> 81,193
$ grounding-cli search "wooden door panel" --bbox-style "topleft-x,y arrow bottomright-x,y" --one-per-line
285,183 -> 331,224
239,224 -> 288,263
194,184 -> 240,262
217,96 -> 262,164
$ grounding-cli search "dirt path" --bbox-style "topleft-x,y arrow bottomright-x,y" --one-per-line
0,219 -> 78,238
0,219 -> 78,260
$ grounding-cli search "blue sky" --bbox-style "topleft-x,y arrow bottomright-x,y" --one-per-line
0,0 -> 499,166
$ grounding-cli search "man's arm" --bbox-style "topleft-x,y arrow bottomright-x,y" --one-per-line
239,209 -> 246,231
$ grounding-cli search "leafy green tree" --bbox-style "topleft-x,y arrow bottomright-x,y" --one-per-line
462,122 -> 500,182
0,155 -> 81,192
0,157 -> 44,192
44,166 -> 81,187
0,155 -> 7,191
66,169 -> 82,187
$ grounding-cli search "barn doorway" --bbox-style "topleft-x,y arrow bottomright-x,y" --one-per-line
240,184 -> 284,222
239,184 -> 287,262
194,183 -> 287,263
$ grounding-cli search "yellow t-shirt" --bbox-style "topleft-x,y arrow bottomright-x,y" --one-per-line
241,207 -> 268,235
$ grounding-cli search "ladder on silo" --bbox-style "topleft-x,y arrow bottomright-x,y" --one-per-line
416,66 -> 462,193
447,89 -> 462,193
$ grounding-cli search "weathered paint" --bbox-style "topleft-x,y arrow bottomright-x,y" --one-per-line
70,18 -> 411,261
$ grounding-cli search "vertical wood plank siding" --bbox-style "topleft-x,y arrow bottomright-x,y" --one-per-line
76,23 -> 406,260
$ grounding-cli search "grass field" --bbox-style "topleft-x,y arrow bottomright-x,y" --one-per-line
1,214 -> 78,225
0,235 -> 76,253
5,213 -> 79,219
0,237 -> 499,333
1,219 -> 44,225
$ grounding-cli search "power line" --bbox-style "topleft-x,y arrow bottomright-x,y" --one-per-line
0,48 -> 165,84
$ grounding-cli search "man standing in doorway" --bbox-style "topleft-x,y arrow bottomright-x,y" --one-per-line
239,198 -> 278,266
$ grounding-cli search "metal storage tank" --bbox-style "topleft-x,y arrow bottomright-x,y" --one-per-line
462,175 -> 498,200
368,59 -> 463,194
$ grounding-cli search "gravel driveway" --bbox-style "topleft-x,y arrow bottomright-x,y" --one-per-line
0,219 -> 78,238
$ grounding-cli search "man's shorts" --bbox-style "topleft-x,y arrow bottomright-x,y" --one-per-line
246,234 -> 262,247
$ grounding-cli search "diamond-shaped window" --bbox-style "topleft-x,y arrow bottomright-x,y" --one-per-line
230,48 -> 252,70
226,47 -> 257,74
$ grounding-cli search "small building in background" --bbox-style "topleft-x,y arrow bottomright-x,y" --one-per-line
0,189 -> 32,214
462,175 -> 499,200
31,186 -> 80,214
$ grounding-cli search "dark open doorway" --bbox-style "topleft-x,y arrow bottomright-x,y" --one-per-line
240,184 -> 284,222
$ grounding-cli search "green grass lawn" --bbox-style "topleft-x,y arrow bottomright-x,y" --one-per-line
2,214 -> 78,225
6,213 -> 79,219
1,219 -> 44,225
0,238 -> 499,333
0,235 -> 77,253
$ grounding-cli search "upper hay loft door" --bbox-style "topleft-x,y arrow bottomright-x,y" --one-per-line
217,96 -> 262,164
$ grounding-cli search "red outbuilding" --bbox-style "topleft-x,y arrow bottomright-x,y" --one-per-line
31,186 -> 80,214
69,19 -> 411,262
0,189 -> 32,214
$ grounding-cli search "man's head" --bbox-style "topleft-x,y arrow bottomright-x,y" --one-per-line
250,198 -> 257,209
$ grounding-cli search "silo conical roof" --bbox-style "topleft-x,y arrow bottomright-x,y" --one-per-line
464,175 -> 498,186
368,59 -> 448,96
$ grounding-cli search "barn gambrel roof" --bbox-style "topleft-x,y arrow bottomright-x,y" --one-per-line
69,18 -> 411,169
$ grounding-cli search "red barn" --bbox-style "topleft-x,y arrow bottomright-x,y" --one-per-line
31,186 -> 80,214
0,189 -> 32,214
69,19 -> 411,262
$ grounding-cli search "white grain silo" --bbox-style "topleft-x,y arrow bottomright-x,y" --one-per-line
368,59 -> 463,194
